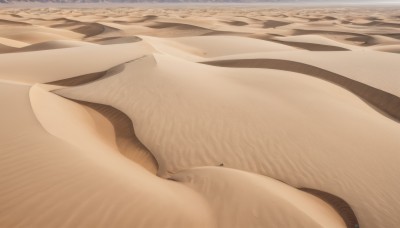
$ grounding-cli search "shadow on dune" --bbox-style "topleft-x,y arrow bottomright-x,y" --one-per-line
147,22 -> 211,31
263,20 -> 291,29
46,56 -> 158,172
0,19 -> 30,26
50,18 -> 83,28
223,20 -> 249,26
92,36 -> 142,45
292,29 -> 373,46
46,71 -> 107,87
272,40 -> 349,51
130,15 -> 159,24
145,22 -> 235,37
357,21 -> 400,29
0,43 -> 18,54
299,188 -> 359,228
203,59 -> 400,122
251,35 -> 349,51
0,41 -> 91,54
73,23 -> 119,38
73,100 -> 159,174
45,63 -> 125,87
384,33 -> 400,40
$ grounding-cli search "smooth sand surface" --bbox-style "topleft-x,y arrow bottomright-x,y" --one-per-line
1,5 -> 400,228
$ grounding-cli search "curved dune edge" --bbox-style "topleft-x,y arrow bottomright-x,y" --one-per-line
203,59 -> 400,122
72,99 -> 159,174
92,36 -> 142,45
147,22 -> 212,31
223,20 -> 248,26
46,70 -> 107,86
270,39 -> 350,51
26,83 -> 346,228
291,29 -> 372,45
0,37 -> 28,48
172,167 -> 347,228
1,31 -> 78,44
45,58 -> 142,87
263,20 -> 291,28
72,22 -> 120,38
372,45 -> 400,54
299,188 -> 359,228
30,84 -> 158,173
0,43 -> 17,53
139,35 -> 297,62
29,84 -> 121,156
144,22 -> 219,37
0,42 -> 152,84
18,84 -> 215,228
0,40 -> 97,54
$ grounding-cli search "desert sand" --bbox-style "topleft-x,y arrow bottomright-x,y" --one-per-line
0,4 -> 400,228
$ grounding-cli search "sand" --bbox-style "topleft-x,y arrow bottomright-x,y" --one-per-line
1,4 -> 400,228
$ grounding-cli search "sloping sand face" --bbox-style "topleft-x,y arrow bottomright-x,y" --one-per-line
1,5 -> 400,228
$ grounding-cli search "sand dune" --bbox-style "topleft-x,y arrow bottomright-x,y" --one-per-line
172,167 -> 346,228
273,34 -> 359,50
46,70 -> 107,86
291,29 -> 372,45
1,5 -> 400,228
19,40 -> 94,51
223,20 -> 248,26
203,58 -> 400,121
50,18 -> 85,28
0,43 -> 17,53
258,37 -> 350,51
0,83 -> 213,228
299,188 -> 358,228
0,40 -> 96,53
57,54 -> 400,227
74,100 -> 159,173
0,81 -> 345,228
0,26 -> 83,43
0,36 -> 28,48
373,44 -> 400,53
263,20 -> 291,28
93,36 -> 142,45
140,35 -> 296,61
2,31 -> 71,43
203,50 -> 400,98
0,42 -> 153,84
146,22 -> 218,36
73,22 -> 120,38
0,18 -> 30,26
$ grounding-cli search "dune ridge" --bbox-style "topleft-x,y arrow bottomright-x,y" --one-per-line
203,59 -> 400,121
46,71 -> 107,86
267,39 -> 350,51
73,100 -> 159,174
